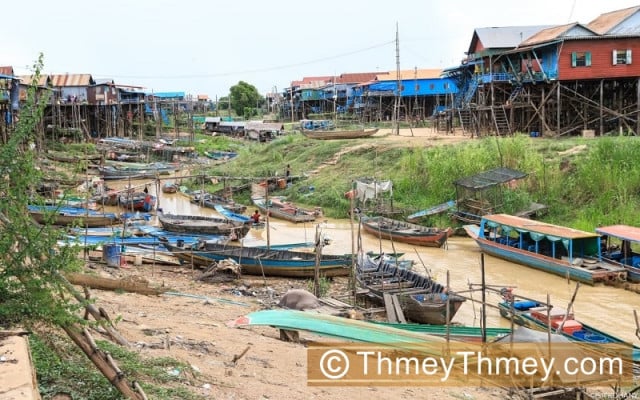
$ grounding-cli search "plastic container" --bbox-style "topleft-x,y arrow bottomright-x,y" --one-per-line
103,243 -> 121,268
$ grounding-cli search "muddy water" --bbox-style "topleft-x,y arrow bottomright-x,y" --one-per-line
108,180 -> 640,345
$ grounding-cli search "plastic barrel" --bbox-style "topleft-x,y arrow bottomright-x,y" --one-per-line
103,243 -> 121,268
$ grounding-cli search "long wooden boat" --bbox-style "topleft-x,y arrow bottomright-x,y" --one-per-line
192,192 -> 247,214
359,215 -> 452,247
463,214 -> 627,285
498,294 -> 640,361
119,192 -> 156,212
595,224 -> 640,283
251,195 -> 319,223
356,252 -> 466,325
162,240 -> 351,278
28,205 -> 118,228
157,212 -> 251,239
301,128 -> 379,140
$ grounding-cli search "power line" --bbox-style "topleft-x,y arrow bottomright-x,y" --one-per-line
90,40 -> 395,81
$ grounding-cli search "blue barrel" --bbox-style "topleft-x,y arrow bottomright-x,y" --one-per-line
103,243 -> 121,268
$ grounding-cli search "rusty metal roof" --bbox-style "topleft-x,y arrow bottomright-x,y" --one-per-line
17,75 -> 50,86
335,72 -> 379,84
596,225 -> 640,242
49,74 -> 94,87
484,214 -> 598,239
587,5 -> 640,35
453,167 -> 527,190
0,66 -> 14,76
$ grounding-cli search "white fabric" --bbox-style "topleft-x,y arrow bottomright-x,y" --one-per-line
355,180 -> 393,202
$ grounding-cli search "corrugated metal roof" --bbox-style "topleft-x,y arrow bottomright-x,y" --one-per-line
470,26 -> 554,52
375,69 -> 441,81
335,72 -> 379,84
484,214 -> 598,239
0,66 -> 14,76
49,74 -> 94,87
520,23 -> 598,46
595,224 -> 640,242
587,5 -> 640,34
453,167 -> 528,190
17,75 -> 49,86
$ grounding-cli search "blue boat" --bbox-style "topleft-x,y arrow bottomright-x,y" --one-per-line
161,240 -> 350,278
464,214 -> 627,285
498,297 -> 640,362
406,200 -> 456,222
596,224 -> 640,283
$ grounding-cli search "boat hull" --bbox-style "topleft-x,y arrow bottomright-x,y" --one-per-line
301,128 -> 379,140
158,213 -> 251,238
360,215 -> 451,247
164,241 -> 350,278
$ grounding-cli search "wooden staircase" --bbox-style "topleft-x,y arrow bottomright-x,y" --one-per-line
491,106 -> 511,135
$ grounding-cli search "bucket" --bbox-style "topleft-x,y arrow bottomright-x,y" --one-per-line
277,178 -> 286,189
134,254 -> 143,266
103,243 -> 121,268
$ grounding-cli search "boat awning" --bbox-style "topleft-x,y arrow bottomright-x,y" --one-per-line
483,214 -> 598,240
454,167 -> 528,191
596,225 -> 640,242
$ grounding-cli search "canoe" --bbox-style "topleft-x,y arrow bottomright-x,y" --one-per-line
301,128 -> 379,140
359,214 -> 452,247
356,252 -> 466,325
28,205 -> 118,228
157,212 -> 251,239
162,240 -> 351,278
191,192 -> 247,214
251,195 -> 319,223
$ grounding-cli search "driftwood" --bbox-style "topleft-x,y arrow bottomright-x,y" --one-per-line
64,272 -> 167,296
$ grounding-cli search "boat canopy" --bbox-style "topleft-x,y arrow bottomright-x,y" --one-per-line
596,225 -> 640,242
481,214 -> 598,240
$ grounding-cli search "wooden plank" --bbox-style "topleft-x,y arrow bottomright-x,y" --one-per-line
382,293 -> 399,323
391,295 -> 407,323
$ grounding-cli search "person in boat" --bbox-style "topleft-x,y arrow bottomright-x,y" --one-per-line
143,192 -> 153,211
251,210 -> 261,224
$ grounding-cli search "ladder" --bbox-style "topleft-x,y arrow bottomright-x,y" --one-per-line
492,106 -> 511,135
457,108 -> 475,134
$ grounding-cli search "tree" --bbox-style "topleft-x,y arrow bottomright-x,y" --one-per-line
229,81 -> 262,118
0,53 -> 83,329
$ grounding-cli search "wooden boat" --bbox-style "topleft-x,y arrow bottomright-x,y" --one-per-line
463,214 -> 627,285
162,182 -> 178,194
162,240 -> 351,278
98,166 -> 157,181
498,294 -> 640,361
301,127 -> 379,140
46,150 -> 102,163
596,224 -> 640,283
28,205 -> 118,228
192,191 -> 247,214
204,150 -> 237,161
359,215 -> 452,247
356,252 -> 466,324
406,200 -> 456,222
119,192 -> 156,212
157,212 -> 251,239
251,195 -> 319,223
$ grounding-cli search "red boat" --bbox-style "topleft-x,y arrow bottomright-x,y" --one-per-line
119,192 -> 156,212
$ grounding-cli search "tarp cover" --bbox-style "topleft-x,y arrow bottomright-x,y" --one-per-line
355,179 -> 393,202
454,167 -> 527,191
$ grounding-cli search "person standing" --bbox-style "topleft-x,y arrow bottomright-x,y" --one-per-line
285,164 -> 291,183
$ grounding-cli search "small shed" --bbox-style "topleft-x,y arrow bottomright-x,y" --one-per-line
452,167 -> 528,223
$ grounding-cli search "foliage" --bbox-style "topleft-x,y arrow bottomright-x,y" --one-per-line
31,333 -> 204,400
228,81 -> 262,117
197,131 -> 640,230
0,54 -> 83,329
307,275 -> 331,298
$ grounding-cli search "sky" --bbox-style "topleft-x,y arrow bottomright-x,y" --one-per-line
3,0 -> 640,99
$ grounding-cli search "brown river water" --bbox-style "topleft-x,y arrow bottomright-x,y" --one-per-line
106,178 -> 640,345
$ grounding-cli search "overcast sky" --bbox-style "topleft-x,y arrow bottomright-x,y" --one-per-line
3,1 -> 639,98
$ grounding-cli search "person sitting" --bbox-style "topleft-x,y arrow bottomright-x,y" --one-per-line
251,210 -> 261,224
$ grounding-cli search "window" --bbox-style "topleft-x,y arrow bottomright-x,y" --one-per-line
613,49 -> 632,65
571,51 -> 591,67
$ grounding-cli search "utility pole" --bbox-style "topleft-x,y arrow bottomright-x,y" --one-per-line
393,23 -> 401,135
